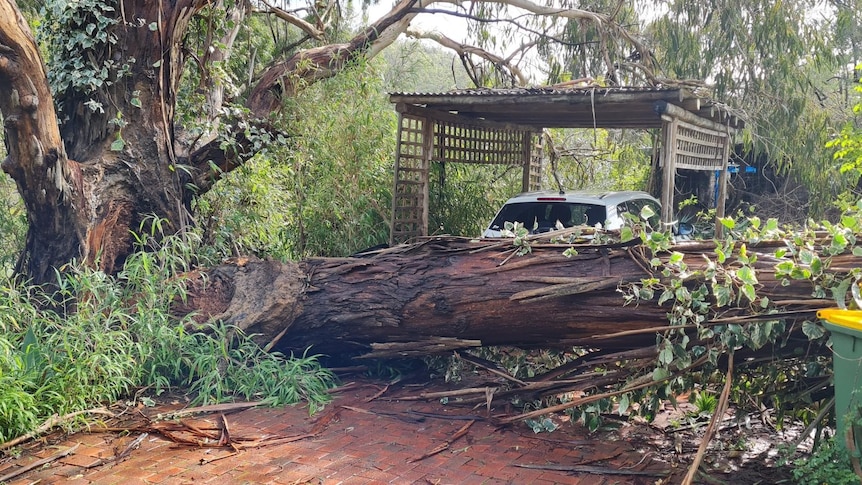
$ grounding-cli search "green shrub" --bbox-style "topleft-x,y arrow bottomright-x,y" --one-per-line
792,437 -> 860,485
0,224 -> 335,443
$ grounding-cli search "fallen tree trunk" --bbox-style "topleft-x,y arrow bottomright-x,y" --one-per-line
179,235 -> 838,360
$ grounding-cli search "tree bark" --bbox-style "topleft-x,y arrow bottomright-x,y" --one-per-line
179,238 -> 832,360
0,1 -> 85,282
0,0 -> 209,284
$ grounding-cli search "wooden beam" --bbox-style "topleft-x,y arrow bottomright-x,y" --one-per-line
654,101 -> 735,133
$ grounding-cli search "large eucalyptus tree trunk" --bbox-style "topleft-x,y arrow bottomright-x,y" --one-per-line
178,238 -> 829,360
0,0 -> 419,285
0,1 -> 201,284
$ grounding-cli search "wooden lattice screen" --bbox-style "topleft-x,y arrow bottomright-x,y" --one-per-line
659,111 -> 732,229
390,114 -> 429,245
671,118 -> 729,171
390,114 -> 539,245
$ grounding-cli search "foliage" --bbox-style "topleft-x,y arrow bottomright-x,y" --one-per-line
542,128 -> 652,193
0,225 -> 335,443
827,71 -> 862,184
431,162 -> 520,237
379,39 -> 473,93
38,0 -> 129,111
195,57 -> 395,259
648,0 -> 848,216
792,437 -> 859,485
0,176 -> 26,276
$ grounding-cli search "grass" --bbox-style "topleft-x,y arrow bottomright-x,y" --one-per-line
0,223 -> 335,444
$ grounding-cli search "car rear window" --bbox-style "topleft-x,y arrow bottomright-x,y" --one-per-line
488,202 -> 607,231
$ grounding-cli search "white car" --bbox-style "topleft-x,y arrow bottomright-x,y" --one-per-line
482,190 -> 661,238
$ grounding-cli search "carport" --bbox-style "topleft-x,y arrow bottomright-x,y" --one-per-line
388,86 -> 743,245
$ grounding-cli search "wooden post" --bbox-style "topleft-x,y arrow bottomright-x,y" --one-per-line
421,116 -> 434,237
715,126 -> 732,238
660,119 -> 677,231
389,112 -> 406,246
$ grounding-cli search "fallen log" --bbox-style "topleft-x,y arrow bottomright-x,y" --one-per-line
178,235 -> 841,360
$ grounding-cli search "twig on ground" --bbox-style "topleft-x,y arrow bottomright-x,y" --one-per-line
455,351 -> 526,386
394,387 -> 500,401
365,383 -> 391,402
681,352 -> 734,485
513,463 -> 666,477
0,444 -> 80,482
155,401 -> 262,420
0,408 -> 115,451
407,420 -> 475,463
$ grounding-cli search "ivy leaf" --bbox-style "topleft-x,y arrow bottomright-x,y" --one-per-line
640,204 -> 656,220
620,226 -> 635,242
832,277 -> 852,307
658,289 -> 674,305
737,266 -> 758,285
750,322 -> 772,349
618,394 -> 629,416
130,97 -> 142,108
713,283 -> 732,307
659,346 -> 674,365
110,138 -> 125,151
149,22 -> 158,31
741,283 -> 756,302
802,320 -> 826,340
652,367 -> 670,381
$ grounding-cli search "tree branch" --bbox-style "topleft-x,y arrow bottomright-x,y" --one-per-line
406,29 -> 528,86
259,0 -> 325,40
247,0 -> 426,116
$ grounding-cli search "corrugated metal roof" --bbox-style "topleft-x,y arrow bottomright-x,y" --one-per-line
389,85 -> 743,130
389,85 -> 686,97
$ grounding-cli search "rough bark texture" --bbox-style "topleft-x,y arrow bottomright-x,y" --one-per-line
0,1 -> 85,281
181,238 -> 831,360
0,0 -> 432,284
0,0 -> 210,284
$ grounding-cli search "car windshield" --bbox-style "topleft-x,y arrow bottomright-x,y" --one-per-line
488,202 -> 607,231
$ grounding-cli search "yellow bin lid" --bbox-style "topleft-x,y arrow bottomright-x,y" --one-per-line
817,308 -> 862,332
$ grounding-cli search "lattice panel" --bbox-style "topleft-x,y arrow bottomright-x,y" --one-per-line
673,119 -> 728,171
391,115 -> 429,244
433,121 -> 531,165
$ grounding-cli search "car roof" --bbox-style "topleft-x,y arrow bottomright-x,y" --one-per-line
502,190 -> 659,206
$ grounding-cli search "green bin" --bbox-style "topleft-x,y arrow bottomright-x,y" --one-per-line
818,308 -> 862,444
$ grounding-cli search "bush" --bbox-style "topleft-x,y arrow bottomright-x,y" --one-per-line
792,437 -> 860,485
0,225 -> 335,443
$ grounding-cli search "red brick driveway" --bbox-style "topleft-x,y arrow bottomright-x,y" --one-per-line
1,379 -> 674,484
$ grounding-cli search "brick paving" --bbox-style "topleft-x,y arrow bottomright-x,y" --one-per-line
0,380 -> 672,484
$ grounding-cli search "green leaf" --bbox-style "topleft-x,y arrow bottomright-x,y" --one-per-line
802,320 -> 826,340
618,394 -> 629,415
741,283 -> 756,302
130,97 -> 142,108
659,346 -> 674,365
640,204 -> 656,220
652,367 -> 670,381
720,218 -> 736,229
737,266 -> 758,285
110,138 -> 125,151
149,22 -> 158,31
620,226 -> 635,242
